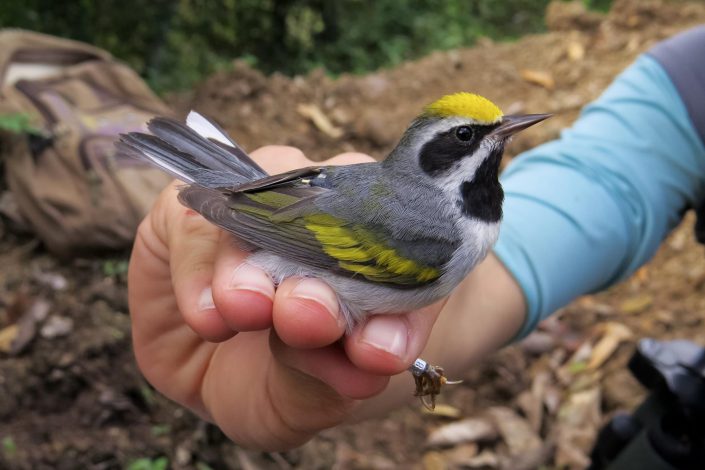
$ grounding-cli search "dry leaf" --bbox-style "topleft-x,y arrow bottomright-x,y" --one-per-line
443,443 -> 479,466
567,42 -> 585,61
462,450 -> 500,468
10,299 -> 52,355
236,448 -> 262,470
517,372 -> 550,432
423,403 -> 462,419
506,442 -> 555,470
34,271 -> 68,291
555,441 -> 591,470
520,69 -> 555,90
0,324 -> 19,353
634,266 -> 649,283
427,417 -> 499,447
297,103 -> 344,138
558,341 -> 593,383
543,384 -> 563,415
422,451 -> 446,470
554,388 -> 601,469
487,407 -> 542,456
587,322 -> 633,370
557,388 -> 601,430
40,315 -> 74,339
619,295 -> 652,314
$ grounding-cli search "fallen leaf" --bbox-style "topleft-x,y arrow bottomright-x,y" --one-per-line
619,295 -> 652,314
554,388 -> 601,469
520,69 -> 555,90
6,298 -> 51,355
34,271 -> 68,291
443,443 -> 479,466
422,451 -> 446,470
517,372 -> 550,432
558,387 -> 601,430
487,407 -> 542,456
587,322 -> 633,370
602,369 -> 645,410
555,441 -> 591,470
423,403 -> 462,419
427,417 -> 499,447
634,266 -> 649,283
543,384 -> 563,415
236,448 -> 261,470
40,315 -> 74,339
297,103 -> 344,138
567,41 -> 585,61
557,341 -> 593,384
175,444 -> 191,467
462,450 -> 499,468
0,324 -> 19,353
506,442 -> 555,470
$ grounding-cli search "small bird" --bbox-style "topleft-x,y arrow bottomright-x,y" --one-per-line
119,93 -> 549,408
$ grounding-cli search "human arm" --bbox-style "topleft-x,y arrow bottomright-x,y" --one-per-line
496,28 -> 705,339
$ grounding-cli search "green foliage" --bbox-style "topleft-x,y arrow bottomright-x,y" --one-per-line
139,384 -> 156,407
102,259 -> 129,278
150,424 -> 171,437
126,456 -> 169,470
2,436 -> 17,457
583,0 -> 614,12
0,0 -> 612,91
0,113 -> 44,136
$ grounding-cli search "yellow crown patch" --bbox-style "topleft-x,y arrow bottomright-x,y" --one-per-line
424,92 -> 503,124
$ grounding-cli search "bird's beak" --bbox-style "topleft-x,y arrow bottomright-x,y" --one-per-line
489,113 -> 552,139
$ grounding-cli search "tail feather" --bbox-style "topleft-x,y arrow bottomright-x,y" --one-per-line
117,111 -> 267,188
185,111 -> 266,175
186,112 -> 245,154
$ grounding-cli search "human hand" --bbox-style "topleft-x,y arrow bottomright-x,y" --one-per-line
128,146 -> 447,450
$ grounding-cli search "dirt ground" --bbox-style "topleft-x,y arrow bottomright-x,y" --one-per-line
2,0 -> 705,468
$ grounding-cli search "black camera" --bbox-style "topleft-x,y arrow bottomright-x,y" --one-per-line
589,338 -> 705,470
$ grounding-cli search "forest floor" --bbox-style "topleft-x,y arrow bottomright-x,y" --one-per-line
2,0 -> 705,468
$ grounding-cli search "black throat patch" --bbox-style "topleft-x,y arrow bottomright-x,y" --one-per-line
459,144 -> 504,222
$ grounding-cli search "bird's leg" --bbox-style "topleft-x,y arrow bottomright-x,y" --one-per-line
408,358 -> 462,410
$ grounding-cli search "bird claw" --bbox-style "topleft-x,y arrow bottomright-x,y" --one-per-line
409,358 -> 462,411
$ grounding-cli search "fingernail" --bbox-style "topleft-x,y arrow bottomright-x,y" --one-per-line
198,286 -> 216,311
360,316 -> 408,358
290,278 -> 340,322
228,263 -> 275,300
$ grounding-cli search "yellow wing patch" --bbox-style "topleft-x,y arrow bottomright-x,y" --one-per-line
304,213 -> 440,284
237,193 -> 440,285
424,92 -> 503,124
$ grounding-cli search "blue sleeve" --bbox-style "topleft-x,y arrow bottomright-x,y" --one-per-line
494,53 -> 705,340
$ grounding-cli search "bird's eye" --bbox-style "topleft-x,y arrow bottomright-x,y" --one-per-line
455,126 -> 473,142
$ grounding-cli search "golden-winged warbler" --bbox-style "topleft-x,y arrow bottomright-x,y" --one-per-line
119,92 -> 549,408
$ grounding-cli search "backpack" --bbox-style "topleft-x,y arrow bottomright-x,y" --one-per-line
0,29 -> 173,257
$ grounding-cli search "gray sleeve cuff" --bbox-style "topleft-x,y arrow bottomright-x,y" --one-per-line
647,26 -> 705,147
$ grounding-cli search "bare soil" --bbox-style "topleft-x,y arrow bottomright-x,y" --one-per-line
2,1 -> 705,468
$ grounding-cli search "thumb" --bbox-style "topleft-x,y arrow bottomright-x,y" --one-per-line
343,300 -> 448,375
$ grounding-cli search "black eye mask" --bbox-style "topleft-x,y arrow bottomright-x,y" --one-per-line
418,123 -> 499,176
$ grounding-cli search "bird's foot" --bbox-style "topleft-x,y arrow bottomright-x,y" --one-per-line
408,358 -> 462,411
